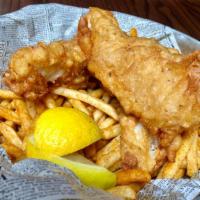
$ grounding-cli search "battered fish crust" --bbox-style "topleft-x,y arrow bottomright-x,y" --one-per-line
4,39 -> 87,100
78,7 -> 200,146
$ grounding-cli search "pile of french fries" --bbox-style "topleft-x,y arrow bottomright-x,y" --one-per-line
0,86 -> 199,200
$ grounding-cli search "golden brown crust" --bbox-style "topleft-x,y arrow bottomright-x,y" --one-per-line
4,39 -> 87,100
120,115 -> 166,174
78,7 -> 200,140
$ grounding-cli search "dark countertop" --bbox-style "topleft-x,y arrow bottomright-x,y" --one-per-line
0,0 -> 199,40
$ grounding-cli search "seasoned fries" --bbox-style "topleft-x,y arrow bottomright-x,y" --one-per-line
102,92 -> 111,103
84,143 -> 97,159
2,143 -> 24,160
25,100 -> 37,118
129,183 -> 145,193
167,135 -> 182,162
198,138 -> 200,169
0,105 -> 20,124
0,83 -> 199,197
174,168 -> 185,179
130,28 -> 137,37
69,99 -> 90,115
35,102 -> 46,115
116,169 -> 151,185
88,88 -> 104,98
97,115 -> 107,125
0,100 -> 11,108
53,87 -> 118,120
0,89 -> 20,99
14,99 -> 32,137
109,160 -> 122,172
93,109 -> 104,122
187,130 -> 198,177
0,123 -> 23,150
158,130 -> 196,178
63,100 -> 72,108
96,136 -> 121,168
55,97 -> 64,107
102,124 -> 121,139
107,185 -> 136,199
95,139 -> 110,151
44,95 -> 57,108
98,117 -> 116,129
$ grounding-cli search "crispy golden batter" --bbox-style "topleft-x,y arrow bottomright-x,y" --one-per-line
120,116 -> 166,175
78,7 -> 200,146
4,39 -> 87,100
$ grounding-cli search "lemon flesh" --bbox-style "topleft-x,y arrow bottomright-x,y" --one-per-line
26,137 -> 116,189
34,107 -> 102,156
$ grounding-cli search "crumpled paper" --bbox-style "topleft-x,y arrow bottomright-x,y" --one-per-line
0,3 -> 199,200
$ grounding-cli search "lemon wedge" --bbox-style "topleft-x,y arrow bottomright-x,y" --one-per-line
34,107 -> 102,156
26,136 -> 116,189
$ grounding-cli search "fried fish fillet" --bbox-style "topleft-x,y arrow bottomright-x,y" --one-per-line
120,115 -> 166,175
4,39 -> 87,100
78,8 -> 200,146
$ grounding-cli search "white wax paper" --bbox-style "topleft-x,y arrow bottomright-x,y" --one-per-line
0,3 -> 199,200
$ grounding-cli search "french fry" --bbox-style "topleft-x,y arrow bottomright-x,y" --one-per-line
110,98 -> 123,114
107,185 -> 136,200
78,89 -> 87,93
0,89 -> 20,99
95,139 -> 110,151
84,143 -> 96,159
0,105 -> 20,124
36,102 -> 46,115
63,100 -> 72,108
92,155 -> 97,162
0,123 -> 23,150
55,97 -> 64,107
88,89 -> 104,98
25,100 -> 37,119
10,100 -> 16,110
96,136 -> 121,168
198,137 -> 200,169
158,130 -> 196,178
0,100 -> 11,109
2,74 -> 200,197
102,92 -> 111,103
130,183 -> 145,193
14,99 -> 32,137
5,120 -> 15,128
2,143 -> 24,160
73,76 -> 86,84
93,140 -> 110,161
93,109 -> 104,122
102,124 -> 121,139
97,115 -> 106,125
130,28 -> 137,37
51,93 -> 59,100
109,160 -> 122,172
167,134 -> 182,162
187,130 -> 198,177
53,87 -> 118,120
44,95 -> 57,108
181,158 -> 187,169
98,117 -> 116,129
116,169 -> 151,185
157,162 -> 167,179
69,99 -> 89,115
0,135 -> 5,143
174,168 -> 185,179
86,105 -> 94,115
